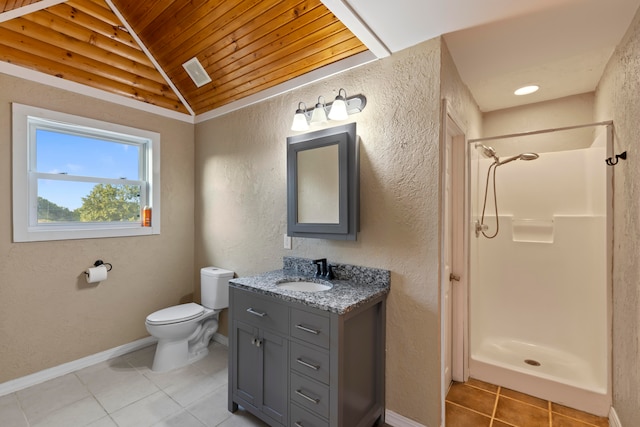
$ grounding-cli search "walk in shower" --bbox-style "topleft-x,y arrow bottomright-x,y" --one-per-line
468,123 -> 612,416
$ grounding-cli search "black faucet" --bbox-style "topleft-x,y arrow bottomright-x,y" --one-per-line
312,258 -> 334,280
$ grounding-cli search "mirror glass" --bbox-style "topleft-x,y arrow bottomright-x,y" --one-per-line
297,145 -> 340,224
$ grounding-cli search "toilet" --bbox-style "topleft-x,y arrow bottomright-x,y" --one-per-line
145,266 -> 233,372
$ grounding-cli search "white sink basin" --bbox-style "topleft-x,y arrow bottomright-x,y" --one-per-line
276,280 -> 332,292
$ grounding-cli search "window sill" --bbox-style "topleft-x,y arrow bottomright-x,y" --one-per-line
14,224 -> 160,242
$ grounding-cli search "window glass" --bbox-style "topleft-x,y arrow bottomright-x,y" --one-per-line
36,180 -> 141,224
35,129 -> 141,179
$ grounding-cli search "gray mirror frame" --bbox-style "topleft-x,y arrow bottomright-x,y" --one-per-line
287,123 -> 359,240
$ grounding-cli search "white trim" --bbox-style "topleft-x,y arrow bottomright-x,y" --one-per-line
0,336 -> 156,397
212,332 -> 228,347
0,0 -> 66,23
385,410 -> 428,427
320,0 -> 391,58
0,63 -> 194,123
194,51 -> 377,123
609,407 -> 622,427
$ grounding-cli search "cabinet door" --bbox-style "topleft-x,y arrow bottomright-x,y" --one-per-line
232,320 -> 261,408
261,329 -> 288,425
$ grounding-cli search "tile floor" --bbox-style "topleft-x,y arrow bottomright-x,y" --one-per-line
0,342 -> 268,427
445,378 -> 609,427
1,343 -> 607,427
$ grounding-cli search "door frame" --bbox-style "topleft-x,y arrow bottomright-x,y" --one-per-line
440,99 -> 469,423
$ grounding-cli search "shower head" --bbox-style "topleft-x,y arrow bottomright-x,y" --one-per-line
477,144 -> 499,161
520,153 -> 539,161
497,152 -> 540,166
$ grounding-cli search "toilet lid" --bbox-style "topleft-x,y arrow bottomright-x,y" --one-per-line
146,303 -> 204,325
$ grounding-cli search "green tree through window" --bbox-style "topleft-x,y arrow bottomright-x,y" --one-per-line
76,184 -> 141,222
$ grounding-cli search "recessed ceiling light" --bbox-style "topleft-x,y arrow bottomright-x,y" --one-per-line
514,85 -> 540,96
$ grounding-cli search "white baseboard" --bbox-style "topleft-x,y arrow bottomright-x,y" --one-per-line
212,332 -> 228,346
609,407 -> 622,427
0,336 -> 157,397
386,409 -> 428,427
0,333 -> 231,398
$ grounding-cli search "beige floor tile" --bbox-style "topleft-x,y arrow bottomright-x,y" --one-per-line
0,393 -> 28,427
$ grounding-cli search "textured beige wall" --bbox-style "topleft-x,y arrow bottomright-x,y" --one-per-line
195,38 -> 480,426
0,74 -> 195,383
594,5 -> 640,425
483,93 -> 595,154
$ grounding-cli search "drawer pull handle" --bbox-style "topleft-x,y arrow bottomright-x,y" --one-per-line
295,389 -> 320,404
295,423 -> 304,427
296,358 -> 320,371
295,324 -> 320,335
246,308 -> 267,317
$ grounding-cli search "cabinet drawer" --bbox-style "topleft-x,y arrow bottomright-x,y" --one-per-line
290,342 -> 330,384
232,288 -> 288,334
290,403 -> 329,427
290,308 -> 330,349
290,372 -> 329,419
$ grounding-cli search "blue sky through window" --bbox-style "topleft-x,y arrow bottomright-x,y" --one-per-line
36,129 -> 140,210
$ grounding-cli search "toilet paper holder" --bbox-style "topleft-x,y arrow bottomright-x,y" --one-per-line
84,259 -> 113,276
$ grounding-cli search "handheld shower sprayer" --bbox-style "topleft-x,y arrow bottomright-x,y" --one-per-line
497,152 -> 539,166
475,144 -> 540,238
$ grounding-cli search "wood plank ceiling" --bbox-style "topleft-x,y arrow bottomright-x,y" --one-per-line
0,0 -> 368,116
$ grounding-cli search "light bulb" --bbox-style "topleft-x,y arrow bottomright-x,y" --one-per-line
310,97 -> 327,124
328,89 -> 348,121
291,102 -> 309,131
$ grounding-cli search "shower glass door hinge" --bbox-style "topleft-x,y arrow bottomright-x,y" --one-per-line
450,273 -> 460,282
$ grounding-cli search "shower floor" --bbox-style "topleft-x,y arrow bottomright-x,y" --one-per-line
473,337 -> 605,393
445,378 -> 608,427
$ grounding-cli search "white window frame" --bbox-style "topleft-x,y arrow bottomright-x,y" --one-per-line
12,103 -> 161,242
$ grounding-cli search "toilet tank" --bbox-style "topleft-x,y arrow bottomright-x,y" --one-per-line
200,267 -> 234,309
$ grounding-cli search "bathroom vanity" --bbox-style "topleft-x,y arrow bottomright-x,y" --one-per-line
228,257 -> 390,427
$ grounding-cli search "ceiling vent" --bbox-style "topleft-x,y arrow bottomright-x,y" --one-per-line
182,57 -> 212,88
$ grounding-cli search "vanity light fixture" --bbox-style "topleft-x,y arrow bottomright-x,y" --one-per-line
514,85 -> 540,96
290,89 -> 366,131
310,96 -> 328,124
291,102 -> 310,131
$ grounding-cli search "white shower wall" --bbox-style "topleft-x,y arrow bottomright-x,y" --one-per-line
470,139 -> 608,407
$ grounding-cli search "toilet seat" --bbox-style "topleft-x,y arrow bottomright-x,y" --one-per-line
146,303 -> 204,326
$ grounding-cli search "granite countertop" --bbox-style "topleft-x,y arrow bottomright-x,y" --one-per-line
229,268 -> 390,315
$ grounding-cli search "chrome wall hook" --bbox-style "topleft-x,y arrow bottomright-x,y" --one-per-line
605,151 -> 627,166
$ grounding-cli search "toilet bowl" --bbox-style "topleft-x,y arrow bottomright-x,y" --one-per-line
145,267 -> 233,372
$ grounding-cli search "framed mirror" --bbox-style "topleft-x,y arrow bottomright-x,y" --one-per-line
287,123 -> 359,240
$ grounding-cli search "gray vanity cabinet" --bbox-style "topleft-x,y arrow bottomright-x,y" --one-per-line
229,285 -> 386,427
230,291 -> 289,426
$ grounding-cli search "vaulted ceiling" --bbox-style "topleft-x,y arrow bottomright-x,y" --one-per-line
0,0 -> 367,116
1,0 -> 639,118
